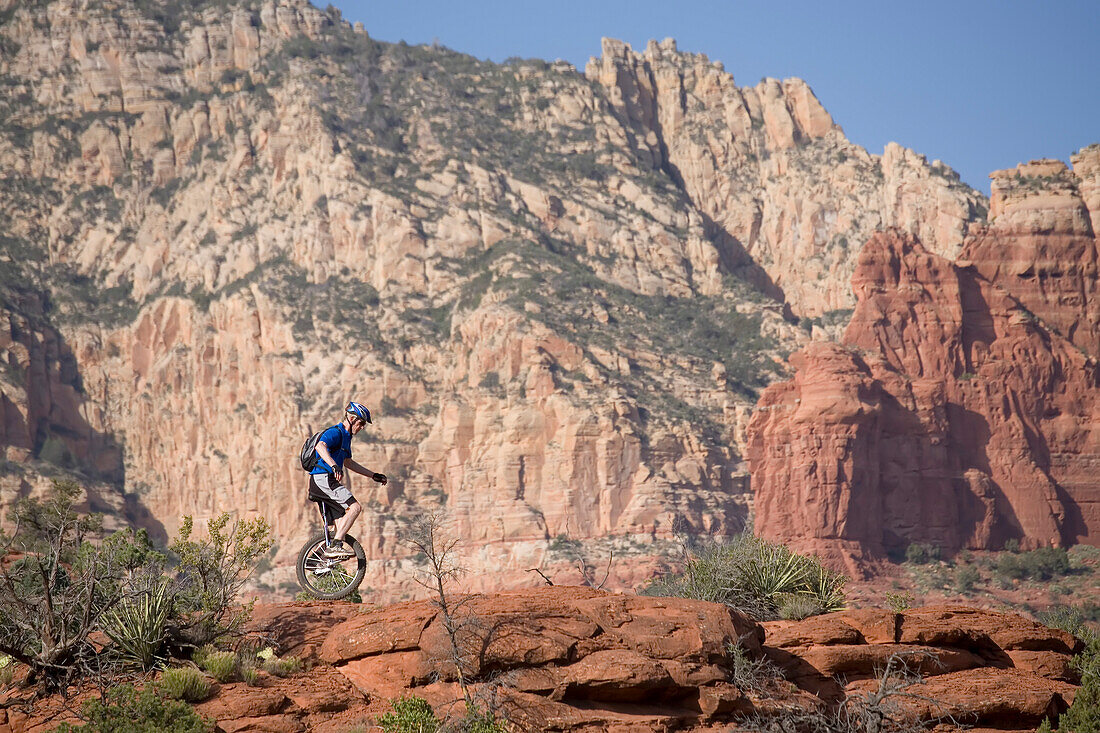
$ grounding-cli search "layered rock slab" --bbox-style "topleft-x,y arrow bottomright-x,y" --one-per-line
748,222 -> 1100,573
763,605 -> 1080,729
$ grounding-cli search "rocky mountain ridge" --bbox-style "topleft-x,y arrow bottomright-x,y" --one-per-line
0,0 -> 999,598
748,150 -> 1100,575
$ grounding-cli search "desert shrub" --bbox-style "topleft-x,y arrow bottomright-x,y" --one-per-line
158,667 -> 210,702
725,639 -> 784,695
167,513 -> 272,648
778,594 -> 822,621
954,565 -> 981,594
995,547 -> 1071,583
0,480 -> 161,691
458,709 -> 507,733
904,543 -> 940,565
198,650 -> 237,682
239,664 -> 260,686
262,654 -> 302,677
378,695 -> 440,733
884,591 -> 915,613
54,684 -> 212,732
1051,634 -> 1100,733
645,534 -> 846,621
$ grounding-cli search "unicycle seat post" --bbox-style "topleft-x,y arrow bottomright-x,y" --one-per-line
319,503 -> 333,544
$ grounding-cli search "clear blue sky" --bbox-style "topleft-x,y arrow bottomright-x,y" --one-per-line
331,0 -> 1098,194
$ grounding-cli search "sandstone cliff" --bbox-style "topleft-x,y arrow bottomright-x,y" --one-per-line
0,0 -> 991,597
748,157 -> 1100,573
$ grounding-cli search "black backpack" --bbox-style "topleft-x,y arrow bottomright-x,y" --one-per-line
299,431 -> 323,472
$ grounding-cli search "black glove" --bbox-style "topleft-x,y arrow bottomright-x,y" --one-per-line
372,472 -> 388,485
331,464 -> 343,478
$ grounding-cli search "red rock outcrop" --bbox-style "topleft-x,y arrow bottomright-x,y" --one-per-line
748,208 -> 1100,572
764,605 -> 1080,728
0,592 -> 1083,733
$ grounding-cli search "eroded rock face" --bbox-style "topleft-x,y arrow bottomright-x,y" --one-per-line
748,218 -> 1100,573
1,0 -> 814,599
586,38 -> 986,317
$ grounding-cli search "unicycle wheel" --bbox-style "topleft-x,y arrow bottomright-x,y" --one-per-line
296,532 -> 366,601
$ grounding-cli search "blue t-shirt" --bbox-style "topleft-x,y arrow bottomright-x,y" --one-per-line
310,422 -> 352,475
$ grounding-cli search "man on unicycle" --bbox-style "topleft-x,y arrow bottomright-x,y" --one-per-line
309,401 -> 388,560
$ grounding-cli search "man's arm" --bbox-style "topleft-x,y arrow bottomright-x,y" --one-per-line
316,441 -> 342,480
344,458 -> 388,484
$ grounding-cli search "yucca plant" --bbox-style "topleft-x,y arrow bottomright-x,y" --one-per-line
804,563 -> 847,613
739,539 -> 813,605
646,533 -> 849,621
103,580 -> 172,670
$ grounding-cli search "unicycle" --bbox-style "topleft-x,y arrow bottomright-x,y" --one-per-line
296,490 -> 366,601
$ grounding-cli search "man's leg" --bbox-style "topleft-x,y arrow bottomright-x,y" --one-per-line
333,500 -> 361,542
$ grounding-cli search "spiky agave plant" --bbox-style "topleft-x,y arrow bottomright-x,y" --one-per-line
804,562 -> 848,613
739,538 -> 814,611
102,580 -> 172,670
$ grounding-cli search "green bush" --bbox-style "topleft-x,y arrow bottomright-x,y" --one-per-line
904,543 -> 940,565
239,664 -> 260,686
378,696 -> 440,733
645,535 -> 846,621
54,684 -> 212,732
198,650 -> 237,682
995,547 -> 1072,582
1055,634 -> 1100,733
778,594 -> 822,621
158,667 -> 210,702
168,513 -> 272,648
954,565 -> 981,594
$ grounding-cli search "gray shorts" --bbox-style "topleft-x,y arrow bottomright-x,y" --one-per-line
308,472 -> 357,508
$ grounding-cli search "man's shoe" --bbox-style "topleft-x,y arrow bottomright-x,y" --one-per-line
322,541 -> 355,560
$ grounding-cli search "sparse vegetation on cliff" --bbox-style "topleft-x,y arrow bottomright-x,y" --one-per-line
645,534 -> 846,621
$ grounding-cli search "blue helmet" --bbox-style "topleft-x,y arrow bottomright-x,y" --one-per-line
346,401 -> 372,424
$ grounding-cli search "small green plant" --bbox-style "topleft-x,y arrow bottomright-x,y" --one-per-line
168,513 -> 272,648
191,644 -> 217,668
0,654 -> 15,687
778,594 -> 822,621
198,650 -> 237,682
378,696 -> 440,733
158,667 -> 211,702
263,654 -> 302,677
884,591 -> 915,613
240,664 -> 260,686
103,580 -> 172,670
54,684 -> 213,732
461,709 -> 508,733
